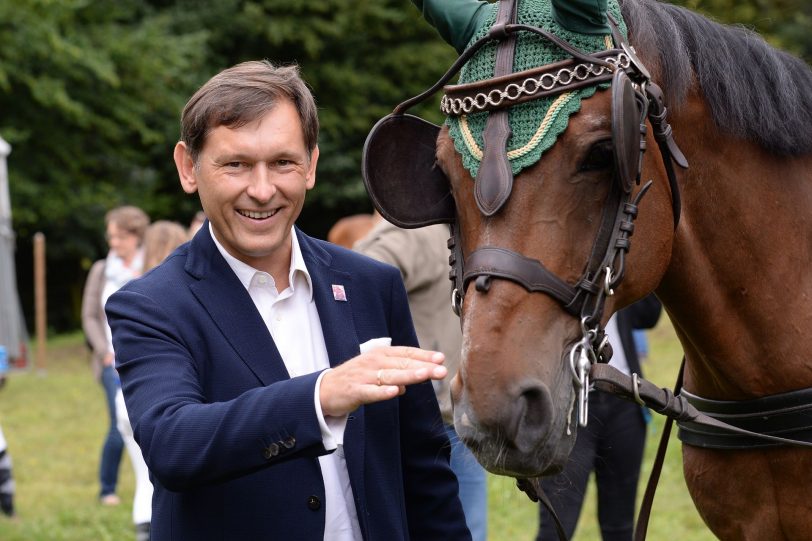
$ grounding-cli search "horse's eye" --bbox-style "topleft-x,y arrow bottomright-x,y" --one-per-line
579,141 -> 614,172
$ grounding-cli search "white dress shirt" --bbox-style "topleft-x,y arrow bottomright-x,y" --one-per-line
209,224 -> 361,541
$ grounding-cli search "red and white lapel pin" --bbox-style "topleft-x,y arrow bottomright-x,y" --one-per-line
332,284 -> 347,302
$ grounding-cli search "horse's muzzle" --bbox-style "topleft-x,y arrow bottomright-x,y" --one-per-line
452,379 -> 574,477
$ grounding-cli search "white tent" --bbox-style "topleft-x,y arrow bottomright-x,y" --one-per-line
0,135 -> 29,367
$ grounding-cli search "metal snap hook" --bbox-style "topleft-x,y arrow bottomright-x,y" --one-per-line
603,266 -> 615,296
451,288 -> 463,316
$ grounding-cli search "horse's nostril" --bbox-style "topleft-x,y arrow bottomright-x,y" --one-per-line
511,384 -> 554,454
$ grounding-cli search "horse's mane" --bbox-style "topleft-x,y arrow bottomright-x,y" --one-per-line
621,0 -> 812,155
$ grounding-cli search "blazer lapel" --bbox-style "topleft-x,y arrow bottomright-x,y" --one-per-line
185,227 -> 290,385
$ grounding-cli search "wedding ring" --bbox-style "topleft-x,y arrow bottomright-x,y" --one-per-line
376,369 -> 383,386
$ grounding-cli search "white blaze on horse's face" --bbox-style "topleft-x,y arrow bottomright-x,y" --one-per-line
438,91 -> 674,477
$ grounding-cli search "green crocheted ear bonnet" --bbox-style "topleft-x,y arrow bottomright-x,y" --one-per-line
447,0 -> 627,178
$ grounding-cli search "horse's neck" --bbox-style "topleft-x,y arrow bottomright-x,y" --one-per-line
657,110 -> 812,399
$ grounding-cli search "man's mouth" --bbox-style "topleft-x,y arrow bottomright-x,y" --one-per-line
238,209 -> 278,220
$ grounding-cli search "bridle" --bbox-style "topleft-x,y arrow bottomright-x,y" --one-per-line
362,3 -> 812,539
364,0 -> 687,428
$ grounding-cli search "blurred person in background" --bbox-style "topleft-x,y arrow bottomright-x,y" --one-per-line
537,296 -> 661,541
115,220 -> 188,541
0,350 -> 14,518
352,213 -> 488,541
188,210 -> 206,238
81,206 -> 150,506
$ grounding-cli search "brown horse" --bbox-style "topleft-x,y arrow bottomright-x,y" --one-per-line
365,0 -> 812,539
434,3 -> 812,541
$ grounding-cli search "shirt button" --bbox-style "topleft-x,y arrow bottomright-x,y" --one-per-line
307,495 -> 321,511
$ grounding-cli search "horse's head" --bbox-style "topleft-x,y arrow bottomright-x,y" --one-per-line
436,86 -> 676,475
364,0 -> 686,477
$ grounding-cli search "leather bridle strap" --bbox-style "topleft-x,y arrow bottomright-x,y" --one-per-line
589,361 -> 812,540
463,246 -> 581,313
474,0 -> 518,216
590,363 -> 812,448
516,478 -> 570,541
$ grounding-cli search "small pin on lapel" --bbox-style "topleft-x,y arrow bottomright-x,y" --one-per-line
332,284 -> 347,302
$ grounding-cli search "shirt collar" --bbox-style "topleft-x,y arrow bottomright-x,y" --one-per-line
208,222 -> 314,301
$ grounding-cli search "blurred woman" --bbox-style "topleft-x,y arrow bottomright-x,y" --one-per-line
115,220 -> 188,541
81,206 -> 150,506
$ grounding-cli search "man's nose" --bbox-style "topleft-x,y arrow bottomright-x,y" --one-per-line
246,167 -> 277,202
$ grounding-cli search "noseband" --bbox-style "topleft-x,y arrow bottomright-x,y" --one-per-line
362,1 -> 688,427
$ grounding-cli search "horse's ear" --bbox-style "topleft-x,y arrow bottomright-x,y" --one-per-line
551,0 -> 611,35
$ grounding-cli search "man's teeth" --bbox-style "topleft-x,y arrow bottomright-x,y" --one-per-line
240,210 -> 276,219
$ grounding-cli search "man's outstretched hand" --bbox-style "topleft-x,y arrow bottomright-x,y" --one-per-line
319,346 -> 447,417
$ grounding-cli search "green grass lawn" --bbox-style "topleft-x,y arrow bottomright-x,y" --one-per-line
0,322 -> 715,540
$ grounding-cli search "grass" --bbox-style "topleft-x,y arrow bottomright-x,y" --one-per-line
0,322 -> 715,540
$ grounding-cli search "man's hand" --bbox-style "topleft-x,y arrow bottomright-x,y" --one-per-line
319,346 -> 447,417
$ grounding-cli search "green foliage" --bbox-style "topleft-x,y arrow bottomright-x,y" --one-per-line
1,0 -> 809,330
677,0 -> 812,60
0,0 -> 208,329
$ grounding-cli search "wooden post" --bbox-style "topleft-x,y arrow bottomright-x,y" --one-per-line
34,232 -> 46,372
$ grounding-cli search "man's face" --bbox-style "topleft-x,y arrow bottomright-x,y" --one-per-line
174,99 -> 318,276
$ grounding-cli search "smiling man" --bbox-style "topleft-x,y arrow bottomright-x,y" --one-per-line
105,60 -> 471,541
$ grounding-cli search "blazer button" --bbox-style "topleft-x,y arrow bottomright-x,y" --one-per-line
307,495 -> 321,511
263,443 -> 280,460
282,436 -> 296,449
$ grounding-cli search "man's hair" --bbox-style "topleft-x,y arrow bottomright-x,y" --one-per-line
105,206 -> 150,241
180,60 -> 319,164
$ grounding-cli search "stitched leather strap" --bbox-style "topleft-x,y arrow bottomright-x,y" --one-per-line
474,0 -> 519,216
588,361 -> 812,540
463,247 -> 578,311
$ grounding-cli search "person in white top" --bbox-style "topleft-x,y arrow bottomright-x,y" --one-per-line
106,60 -> 471,541
81,205 -> 149,509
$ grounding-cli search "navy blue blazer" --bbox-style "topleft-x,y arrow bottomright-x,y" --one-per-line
106,226 -> 471,541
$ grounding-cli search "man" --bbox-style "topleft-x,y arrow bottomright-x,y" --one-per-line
353,215 -> 488,541
106,60 -> 471,541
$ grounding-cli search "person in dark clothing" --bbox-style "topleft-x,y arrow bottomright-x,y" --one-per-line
537,295 -> 662,541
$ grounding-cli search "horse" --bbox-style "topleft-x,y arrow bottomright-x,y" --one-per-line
363,0 -> 812,538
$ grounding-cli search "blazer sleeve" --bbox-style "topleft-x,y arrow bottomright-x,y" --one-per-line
81,260 -> 110,374
106,287 -> 329,492
387,276 -> 472,540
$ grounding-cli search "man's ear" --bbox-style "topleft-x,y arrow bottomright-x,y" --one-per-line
305,145 -> 319,190
174,142 -> 198,194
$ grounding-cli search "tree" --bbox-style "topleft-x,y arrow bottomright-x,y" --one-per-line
0,0 -> 208,329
